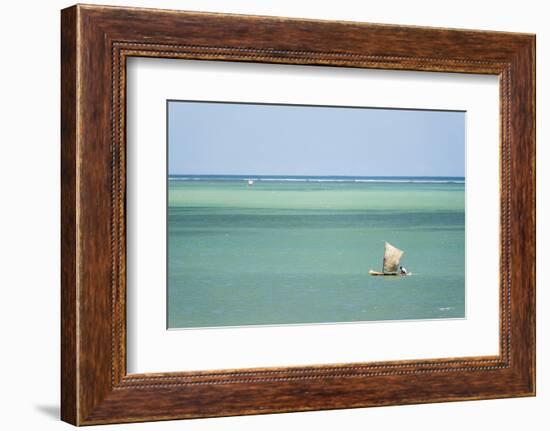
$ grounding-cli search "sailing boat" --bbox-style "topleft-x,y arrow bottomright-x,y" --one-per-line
369,242 -> 407,276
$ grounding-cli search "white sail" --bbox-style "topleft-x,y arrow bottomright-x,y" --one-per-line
383,242 -> 404,273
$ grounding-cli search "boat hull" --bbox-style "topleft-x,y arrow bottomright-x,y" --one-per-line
369,270 -> 400,276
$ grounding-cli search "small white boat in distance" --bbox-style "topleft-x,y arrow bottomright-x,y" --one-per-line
369,242 -> 409,276
247,179 -> 254,186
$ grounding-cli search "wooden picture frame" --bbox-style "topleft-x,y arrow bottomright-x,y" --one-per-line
61,4 -> 535,425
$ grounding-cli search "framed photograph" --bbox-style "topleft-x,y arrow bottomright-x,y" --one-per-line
61,4 -> 535,425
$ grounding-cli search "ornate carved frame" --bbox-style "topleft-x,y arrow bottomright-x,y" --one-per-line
61,4 -> 535,425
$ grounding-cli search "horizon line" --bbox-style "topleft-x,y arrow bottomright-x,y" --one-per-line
168,174 -> 465,178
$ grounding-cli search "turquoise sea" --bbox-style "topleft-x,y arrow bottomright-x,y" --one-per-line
167,176 -> 465,329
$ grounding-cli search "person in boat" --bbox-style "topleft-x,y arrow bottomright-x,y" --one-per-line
399,265 -> 408,275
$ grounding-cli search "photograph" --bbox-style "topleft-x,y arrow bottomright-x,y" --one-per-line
167,100 -> 466,329
47,1 -> 536,426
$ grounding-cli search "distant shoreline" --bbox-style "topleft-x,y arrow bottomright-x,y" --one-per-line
168,175 -> 465,184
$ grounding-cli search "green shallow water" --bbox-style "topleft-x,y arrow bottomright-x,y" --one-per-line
167,180 -> 465,328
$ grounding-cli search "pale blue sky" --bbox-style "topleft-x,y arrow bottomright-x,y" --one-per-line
168,101 -> 465,177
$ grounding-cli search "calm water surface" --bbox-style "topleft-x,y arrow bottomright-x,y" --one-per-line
167,177 -> 465,328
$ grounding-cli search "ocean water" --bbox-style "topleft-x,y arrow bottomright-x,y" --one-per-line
167,176 -> 465,329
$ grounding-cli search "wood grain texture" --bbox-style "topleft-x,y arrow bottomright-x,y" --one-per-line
60,4 -> 535,425
60,5 -> 78,425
